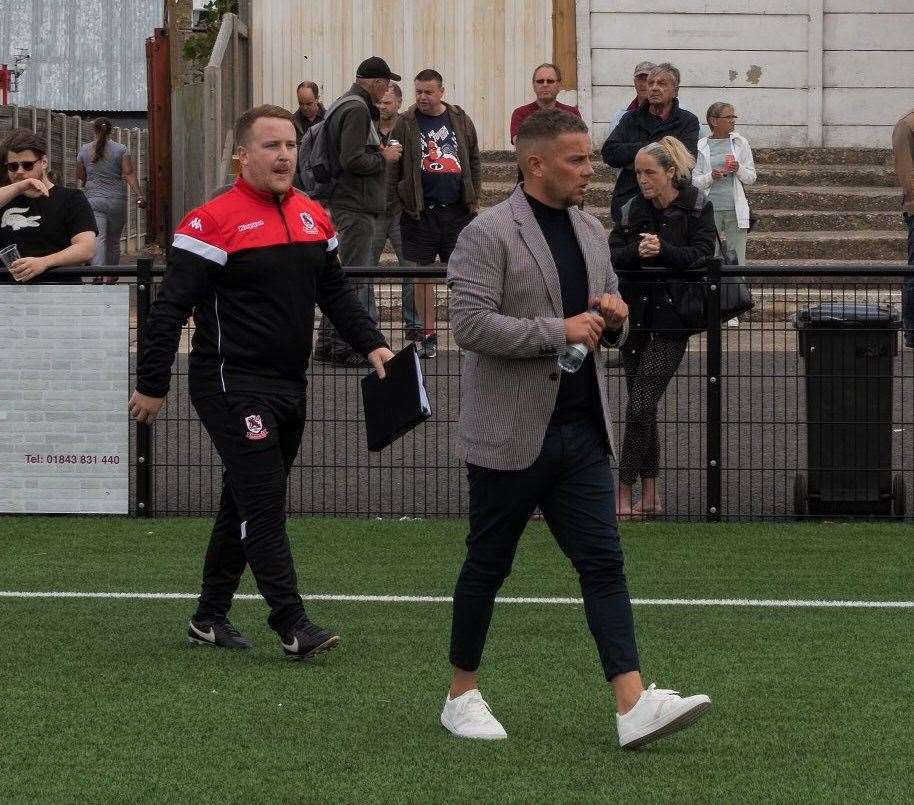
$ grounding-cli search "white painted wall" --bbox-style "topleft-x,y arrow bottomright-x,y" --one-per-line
251,0 -> 562,151
584,0 -> 914,149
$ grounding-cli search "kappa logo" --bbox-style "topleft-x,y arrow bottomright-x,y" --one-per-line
1,207 -> 41,231
244,414 -> 269,441
189,217 -> 203,231
299,211 -> 316,233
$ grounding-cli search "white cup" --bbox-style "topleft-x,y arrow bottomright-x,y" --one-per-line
0,244 -> 20,270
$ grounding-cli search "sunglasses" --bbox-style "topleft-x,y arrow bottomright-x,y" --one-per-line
534,78 -> 558,85
6,160 -> 38,172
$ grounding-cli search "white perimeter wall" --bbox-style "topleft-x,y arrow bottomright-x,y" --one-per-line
251,0 -> 559,152
583,0 -> 914,149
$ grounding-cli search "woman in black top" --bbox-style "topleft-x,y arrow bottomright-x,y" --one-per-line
609,136 -> 716,517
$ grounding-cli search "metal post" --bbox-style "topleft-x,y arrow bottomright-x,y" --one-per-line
706,262 -> 722,522
135,257 -> 153,516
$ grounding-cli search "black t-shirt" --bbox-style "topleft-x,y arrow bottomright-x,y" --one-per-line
0,185 -> 97,283
525,192 -> 601,426
416,109 -> 463,206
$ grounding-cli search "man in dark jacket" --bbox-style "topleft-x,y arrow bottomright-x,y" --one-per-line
386,68 -> 481,357
292,81 -> 325,145
601,63 -> 699,222
314,56 -> 404,366
129,105 -> 393,658
892,107 -> 914,346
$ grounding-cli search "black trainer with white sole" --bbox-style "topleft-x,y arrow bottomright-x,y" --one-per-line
280,619 -> 340,660
187,619 -> 253,649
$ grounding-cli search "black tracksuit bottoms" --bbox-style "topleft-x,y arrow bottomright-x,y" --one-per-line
191,391 -> 308,634
449,418 -> 641,682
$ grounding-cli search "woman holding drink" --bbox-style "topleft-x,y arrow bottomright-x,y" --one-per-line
693,102 -> 757,266
608,136 -> 716,517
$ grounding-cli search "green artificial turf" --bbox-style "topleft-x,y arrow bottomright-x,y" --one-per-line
0,517 -> 912,803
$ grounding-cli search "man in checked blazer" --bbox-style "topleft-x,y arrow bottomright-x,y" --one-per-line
440,109 -> 710,749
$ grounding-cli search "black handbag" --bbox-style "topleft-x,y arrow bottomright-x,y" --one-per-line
675,243 -> 754,332
714,231 -> 754,321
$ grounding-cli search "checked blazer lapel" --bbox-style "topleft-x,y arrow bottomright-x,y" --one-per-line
511,189 -> 564,317
570,207 -> 607,302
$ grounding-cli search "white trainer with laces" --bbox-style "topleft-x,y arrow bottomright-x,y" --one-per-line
440,689 -> 508,740
616,683 -> 711,749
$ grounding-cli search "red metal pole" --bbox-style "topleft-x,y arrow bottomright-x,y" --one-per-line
1,65 -> 8,105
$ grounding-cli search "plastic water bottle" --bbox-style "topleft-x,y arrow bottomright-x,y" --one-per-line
558,306 -> 602,373
558,342 -> 588,373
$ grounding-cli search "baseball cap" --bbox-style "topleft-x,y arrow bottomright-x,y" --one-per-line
633,61 -> 656,77
356,56 -> 401,82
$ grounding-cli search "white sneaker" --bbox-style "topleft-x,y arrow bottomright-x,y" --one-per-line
440,689 -> 508,740
616,683 -> 711,749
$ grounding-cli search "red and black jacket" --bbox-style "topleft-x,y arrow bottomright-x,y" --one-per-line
137,177 -> 387,400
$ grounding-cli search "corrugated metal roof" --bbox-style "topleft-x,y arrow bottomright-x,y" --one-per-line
0,0 -> 163,112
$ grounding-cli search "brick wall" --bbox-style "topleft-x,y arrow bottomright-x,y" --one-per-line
0,285 -> 130,513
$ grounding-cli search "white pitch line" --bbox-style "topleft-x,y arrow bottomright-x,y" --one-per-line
0,591 -> 911,608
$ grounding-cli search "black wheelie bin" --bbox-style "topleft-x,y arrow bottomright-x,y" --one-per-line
793,302 -> 904,517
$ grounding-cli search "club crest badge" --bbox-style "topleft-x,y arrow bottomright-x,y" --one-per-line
299,211 -> 316,232
244,414 -> 268,441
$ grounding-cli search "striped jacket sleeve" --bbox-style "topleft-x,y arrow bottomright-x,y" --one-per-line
135,209 -> 222,397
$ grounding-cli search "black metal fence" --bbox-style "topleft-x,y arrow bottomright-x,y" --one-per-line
19,261 -> 912,521
127,261 -> 913,522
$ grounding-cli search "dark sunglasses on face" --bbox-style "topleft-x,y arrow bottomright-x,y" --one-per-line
534,78 -> 557,84
7,160 -> 38,172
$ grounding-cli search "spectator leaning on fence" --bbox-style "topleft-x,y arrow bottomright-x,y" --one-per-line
312,56 -> 403,367
607,60 -> 656,134
693,102 -> 757,266
602,63 -> 700,223
369,81 -> 421,340
0,128 -> 96,284
387,68 -> 482,358
76,118 -> 146,278
442,108 -> 710,748
509,63 -> 582,145
128,104 -> 393,659
892,106 -> 914,348
608,136 -> 716,518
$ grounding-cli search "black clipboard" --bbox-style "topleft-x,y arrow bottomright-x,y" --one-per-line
360,343 -> 432,451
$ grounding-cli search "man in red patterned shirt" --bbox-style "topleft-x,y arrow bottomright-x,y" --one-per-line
509,63 -> 582,145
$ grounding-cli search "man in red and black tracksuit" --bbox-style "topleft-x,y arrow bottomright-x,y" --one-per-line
130,105 -> 393,659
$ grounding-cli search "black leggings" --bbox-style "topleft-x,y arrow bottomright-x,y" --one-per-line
618,331 -> 688,486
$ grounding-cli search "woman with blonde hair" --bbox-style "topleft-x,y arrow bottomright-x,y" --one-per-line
609,136 -> 716,517
693,102 -> 757,265
76,118 -> 145,279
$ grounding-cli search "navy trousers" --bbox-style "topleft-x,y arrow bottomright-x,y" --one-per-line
450,418 -> 641,682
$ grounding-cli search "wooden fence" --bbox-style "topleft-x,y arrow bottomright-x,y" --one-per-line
172,12 -> 250,220
0,105 -> 148,258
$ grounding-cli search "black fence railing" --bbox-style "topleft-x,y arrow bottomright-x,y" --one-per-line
7,261 -> 913,521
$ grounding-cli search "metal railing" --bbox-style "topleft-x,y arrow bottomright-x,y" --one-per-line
6,261 -> 913,521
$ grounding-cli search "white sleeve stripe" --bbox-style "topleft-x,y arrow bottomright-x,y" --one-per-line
172,233 -> 229,266
327,235 -> 339,252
